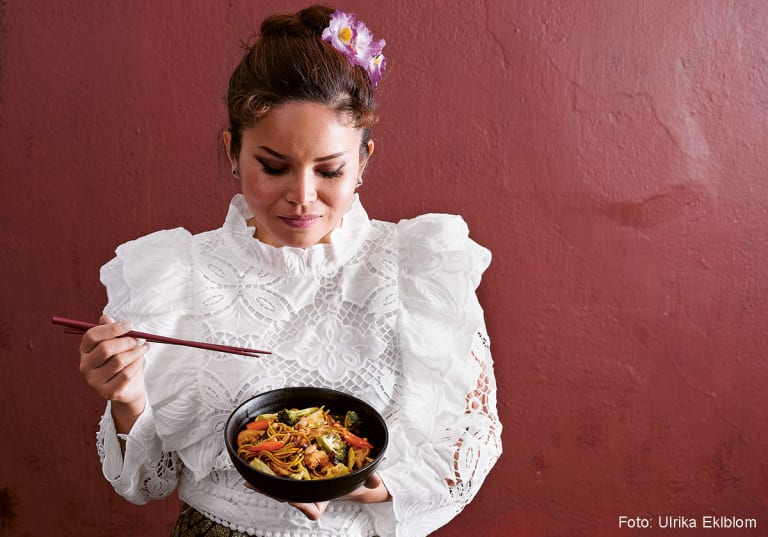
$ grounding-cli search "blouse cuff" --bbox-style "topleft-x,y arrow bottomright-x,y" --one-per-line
98,400 -> 156,485
363,501 -> 397,537
375,443 -> 458,537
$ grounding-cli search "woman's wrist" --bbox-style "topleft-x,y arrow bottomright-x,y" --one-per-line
111,397 -> 146,436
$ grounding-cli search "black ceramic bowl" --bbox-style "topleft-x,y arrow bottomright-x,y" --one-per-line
225,387 -> 388,503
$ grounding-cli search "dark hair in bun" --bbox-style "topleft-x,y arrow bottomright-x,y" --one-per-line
226,5 -> 377,159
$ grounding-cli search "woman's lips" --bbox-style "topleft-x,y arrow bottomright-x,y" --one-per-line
279,215 -> 321,229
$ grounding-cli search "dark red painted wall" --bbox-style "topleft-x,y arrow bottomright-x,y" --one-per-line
1,1 -> 766,536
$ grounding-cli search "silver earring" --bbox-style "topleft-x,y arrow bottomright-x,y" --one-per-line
356,177 -> 363,187
232,168 -> 239,177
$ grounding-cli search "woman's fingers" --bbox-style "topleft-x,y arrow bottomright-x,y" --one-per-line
80,335 -> 146,372
100,349 -> 147,403
78,316 -> 149,404
362,472 -> 382,489
79,317 -> 133,354
288,501 -> 329,521
340,472 -> 391,503
97,341 -> 148,381
82,342 -> 148,398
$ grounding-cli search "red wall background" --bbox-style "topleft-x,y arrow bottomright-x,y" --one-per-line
1,1 -> 767,536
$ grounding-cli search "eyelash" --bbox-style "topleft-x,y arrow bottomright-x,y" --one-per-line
259,162 -> 344,179
259,163 -> 286,176
319,168 -> 344,179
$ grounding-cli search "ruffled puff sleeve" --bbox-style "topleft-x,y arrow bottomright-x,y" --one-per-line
370,214 -> 503,537
96,228 -> 197,503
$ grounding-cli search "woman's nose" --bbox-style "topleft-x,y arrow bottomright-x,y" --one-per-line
285,171 -> 318,204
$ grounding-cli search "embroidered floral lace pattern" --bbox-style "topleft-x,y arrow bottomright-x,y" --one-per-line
97,402 -> 181,504
95,194 -> 502,537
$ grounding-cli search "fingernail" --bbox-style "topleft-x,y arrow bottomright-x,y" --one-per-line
120,321 -> 132,331
136,338 -> 146,346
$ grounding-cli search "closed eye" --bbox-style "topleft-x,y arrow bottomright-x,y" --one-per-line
257,159 -> 287,176
318,166 -> 345,179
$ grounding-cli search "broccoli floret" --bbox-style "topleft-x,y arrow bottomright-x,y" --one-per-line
276,407 -> 319,426
343,410 -> 362,434
317,432 -> 348,464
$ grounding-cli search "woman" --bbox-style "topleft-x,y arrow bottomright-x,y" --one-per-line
79,5 -> 502,536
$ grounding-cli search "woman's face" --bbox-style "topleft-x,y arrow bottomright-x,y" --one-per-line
225,101 -> 372,249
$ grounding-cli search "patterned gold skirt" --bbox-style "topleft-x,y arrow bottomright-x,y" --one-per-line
171,502 -> 381,537
171,504 -> 253,537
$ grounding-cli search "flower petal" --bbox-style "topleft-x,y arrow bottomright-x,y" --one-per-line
322,10 -> 387,87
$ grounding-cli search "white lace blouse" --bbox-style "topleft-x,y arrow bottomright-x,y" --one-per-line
96,194 -> 502,537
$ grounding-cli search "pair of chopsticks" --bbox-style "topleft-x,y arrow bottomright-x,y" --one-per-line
52,316 -> 270,357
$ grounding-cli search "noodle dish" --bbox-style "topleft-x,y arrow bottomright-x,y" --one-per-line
225,387 -> 388,502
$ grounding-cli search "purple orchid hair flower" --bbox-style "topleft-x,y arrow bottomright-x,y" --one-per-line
322,10 -> 386,87
367,50 -> 386,87
321,10 -> 357,60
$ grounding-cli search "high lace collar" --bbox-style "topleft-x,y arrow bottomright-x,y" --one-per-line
220,194 -> 371,275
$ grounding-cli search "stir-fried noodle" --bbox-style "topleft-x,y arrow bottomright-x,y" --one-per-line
236,407 -> 374,480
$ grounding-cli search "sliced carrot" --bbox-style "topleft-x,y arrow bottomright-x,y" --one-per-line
246,419 -> 271,431
247,441 -> 285,452
342,430 -> 373,449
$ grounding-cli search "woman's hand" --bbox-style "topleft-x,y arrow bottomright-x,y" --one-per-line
288,472 -> 391,521
79,315 -> 149,435
340,472 -> 391,504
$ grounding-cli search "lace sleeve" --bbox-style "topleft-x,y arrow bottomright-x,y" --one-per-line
367,213 -> 503,537
95,228 -> 194,503
96,401 -> 182,505
447,326 -> 502,501
370,326 -> 502,537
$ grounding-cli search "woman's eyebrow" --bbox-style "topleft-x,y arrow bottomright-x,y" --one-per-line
257,146 -> 346,162
314,151 -> 347,162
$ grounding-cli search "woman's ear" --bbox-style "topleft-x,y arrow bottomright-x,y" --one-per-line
223,130 -> 237,172
358,140 -> 375,176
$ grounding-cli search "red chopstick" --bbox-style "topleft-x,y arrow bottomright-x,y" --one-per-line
52,316 -> 271,357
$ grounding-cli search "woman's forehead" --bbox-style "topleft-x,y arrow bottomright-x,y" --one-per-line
242,102 -> 363,155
